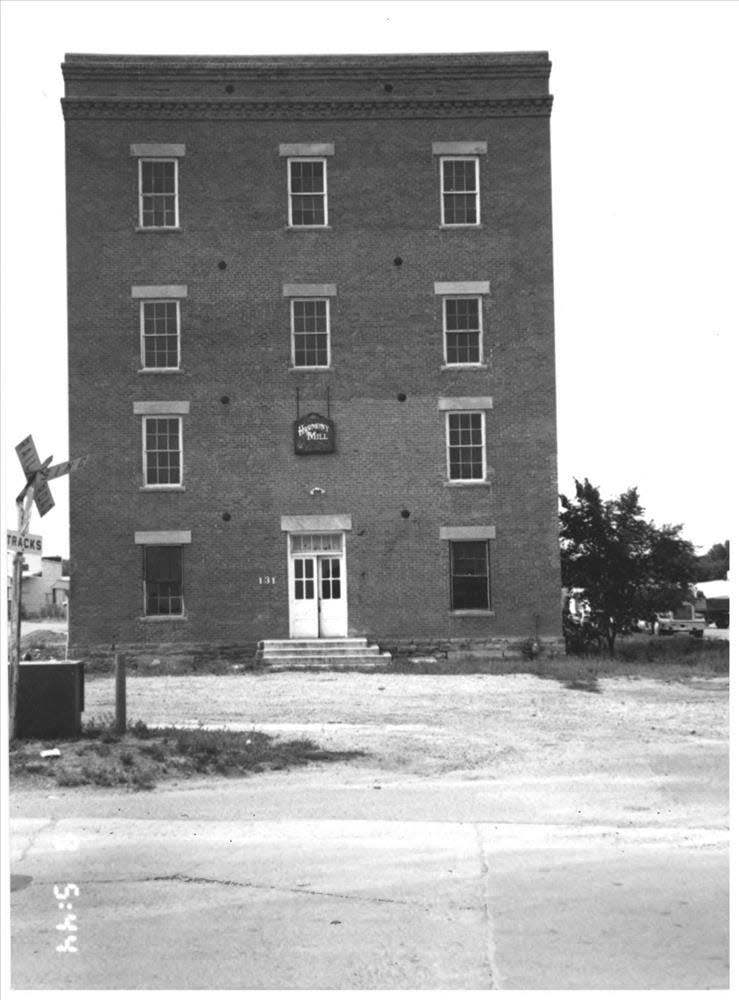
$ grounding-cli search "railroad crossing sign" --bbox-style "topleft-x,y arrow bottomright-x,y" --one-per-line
15,434 -> 45,477
46,456 -> 89,480
15,435 -> 89,517
6,531 -> 43,555
8,434 -> 90,741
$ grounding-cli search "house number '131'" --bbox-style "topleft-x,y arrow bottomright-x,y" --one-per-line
259,577 -> 276,585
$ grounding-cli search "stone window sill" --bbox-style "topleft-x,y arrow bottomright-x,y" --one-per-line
445,480 -> 492,488
451,610 -> 495,617
440,364 -> 489,371
134,227 -> 183,234
139,615 -> 188,623
139,486 -> 186,492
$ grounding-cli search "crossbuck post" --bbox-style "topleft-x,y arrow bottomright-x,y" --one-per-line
7,436 -> 89,740
8,484 -> 37,740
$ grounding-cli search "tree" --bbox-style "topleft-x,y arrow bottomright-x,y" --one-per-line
560,479 -> 698,653
694,541 -> 729,582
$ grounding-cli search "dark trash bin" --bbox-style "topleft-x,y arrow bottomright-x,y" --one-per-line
16,661 -> 85,739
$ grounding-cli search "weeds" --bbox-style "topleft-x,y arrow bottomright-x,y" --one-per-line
9,719 -> 363,792
527,635 -> 728,691
380,635 -> 728,691
611,635 -> 728,668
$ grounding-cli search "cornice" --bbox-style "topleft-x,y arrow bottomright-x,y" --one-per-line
62,96 -> 553,121
62,51 -> 552,83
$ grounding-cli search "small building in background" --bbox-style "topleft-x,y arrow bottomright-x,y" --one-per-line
21,556 -> 69,619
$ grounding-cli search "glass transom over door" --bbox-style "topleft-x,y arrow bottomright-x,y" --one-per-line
288,533 -> 347,638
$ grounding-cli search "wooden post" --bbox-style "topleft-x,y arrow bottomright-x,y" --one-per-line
8,491 -> 34,741
114,649 -> 126,735
8,551 -> 23,741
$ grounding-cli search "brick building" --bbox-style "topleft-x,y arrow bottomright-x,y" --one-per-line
61,51 -> 562,666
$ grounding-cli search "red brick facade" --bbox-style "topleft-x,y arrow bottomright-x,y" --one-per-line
62,52 -> 562,663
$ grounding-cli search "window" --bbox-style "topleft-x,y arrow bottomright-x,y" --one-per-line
293,558 -> 315,600
444,297 -> 482,365
288,158 -> 327,227
447,412 -> 485,481
140,301 -> 180,370
290,533 -> 343,554
450,540 -> 490,610
143,545 -> 184,616
143,416 -> 182,486
440,157 -> 479,226
138,158 -> 178,229
291,299 -> 330,367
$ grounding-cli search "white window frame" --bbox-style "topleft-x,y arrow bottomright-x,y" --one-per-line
139,300 -> 181,372
445,410 -> 486,483
287,157 -> 328,228
141,415 -> 183,488
440,156 -> 480,227
290,298 -> 331,369
138,157 -> 179,230
442,295 -> 483,367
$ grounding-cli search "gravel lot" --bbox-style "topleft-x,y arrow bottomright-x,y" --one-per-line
81,671 -> 729,784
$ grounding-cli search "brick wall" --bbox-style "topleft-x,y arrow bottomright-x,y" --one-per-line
63,53 -> 562,661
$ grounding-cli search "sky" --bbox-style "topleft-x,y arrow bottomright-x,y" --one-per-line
1,0 -> 736,573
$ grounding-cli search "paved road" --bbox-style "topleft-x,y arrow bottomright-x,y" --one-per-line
10,769 -> 729,990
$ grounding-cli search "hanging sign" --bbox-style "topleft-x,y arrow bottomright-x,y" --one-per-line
294,413 -> 335,454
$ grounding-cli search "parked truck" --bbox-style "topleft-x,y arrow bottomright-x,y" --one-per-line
653,602 -> 706,638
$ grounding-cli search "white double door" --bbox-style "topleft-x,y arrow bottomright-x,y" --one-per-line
288,534 -> 347,638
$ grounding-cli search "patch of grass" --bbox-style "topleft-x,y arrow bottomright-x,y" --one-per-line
530,635 -> 728,690
9,720 -> 363,792
372,635 -> 728,689
56,768 -> 89,788
611,634 -> 729,668
364,658 -> 526,676
18,760 -> 49,775
82,713 -> 117,737
139,741 -> 167,762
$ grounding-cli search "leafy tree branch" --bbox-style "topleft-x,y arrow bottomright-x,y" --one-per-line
560,479 -> 698,653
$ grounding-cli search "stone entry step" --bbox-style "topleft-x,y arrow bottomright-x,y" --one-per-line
260,638 -> 370,651
256,637 -> 392,671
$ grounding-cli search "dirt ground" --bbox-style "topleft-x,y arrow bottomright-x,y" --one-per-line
80,671 -> 729,785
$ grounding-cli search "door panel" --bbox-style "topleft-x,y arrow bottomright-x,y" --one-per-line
290,556 -> 318,637
318,556 -> 346,637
